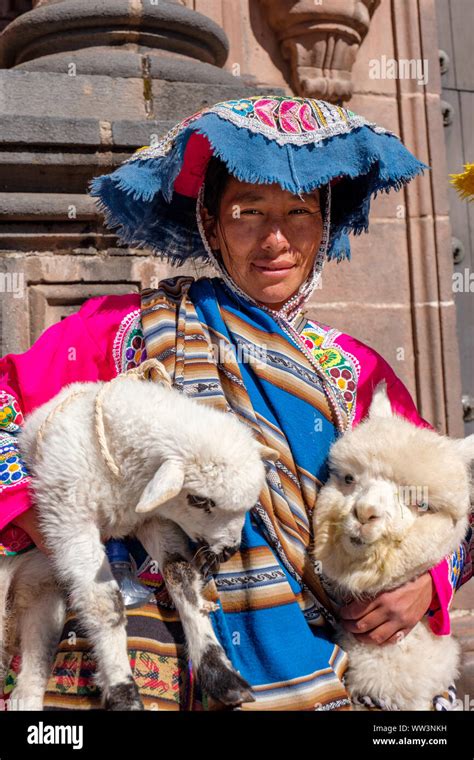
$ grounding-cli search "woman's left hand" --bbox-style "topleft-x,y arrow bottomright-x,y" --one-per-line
338,571 -> 434,645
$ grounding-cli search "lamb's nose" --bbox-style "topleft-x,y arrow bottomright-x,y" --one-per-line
219,545 -> 238,562
355,503 -> 382,524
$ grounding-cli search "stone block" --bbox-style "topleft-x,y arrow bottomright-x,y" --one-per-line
353,0 -> 397,97
311,218 -> 411,307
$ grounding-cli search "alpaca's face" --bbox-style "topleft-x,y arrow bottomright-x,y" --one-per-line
316,421 -> 471,558
313,382 -> 474,570
153,446 -> 268,574
317,459 -> 419,557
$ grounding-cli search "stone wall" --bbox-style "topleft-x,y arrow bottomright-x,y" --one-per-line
0,0 -> 464,437
197,0 -> 463,438
0,0 -> 472,709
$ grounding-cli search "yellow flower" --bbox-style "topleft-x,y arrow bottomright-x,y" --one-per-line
0,405 -> 13,426
450,163 -> 474,201
314,348 -> 341,369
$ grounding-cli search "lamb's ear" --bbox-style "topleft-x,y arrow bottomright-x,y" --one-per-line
368,380 -> 393,420
255,442 -> 280,462
451,434 -> 474,466
135,460 -> 185,514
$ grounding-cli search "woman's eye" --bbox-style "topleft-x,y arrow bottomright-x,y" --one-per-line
344,474 -> 355,485
241,209 -> 261,215
290,207 -> 321,215
416,501 -> 431,512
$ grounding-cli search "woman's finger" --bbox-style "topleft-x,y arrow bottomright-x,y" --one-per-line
339,605 -> 388,634
348,620 -> 408,646
11,507 -> 51,557
338,597 -> 380,620
384,628 -> 411,646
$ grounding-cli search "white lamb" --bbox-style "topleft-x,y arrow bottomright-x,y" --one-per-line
0,359 -> 278,710
312,381 -> 473,711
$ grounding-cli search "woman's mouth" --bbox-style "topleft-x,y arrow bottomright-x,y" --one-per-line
251,262 -> 295,277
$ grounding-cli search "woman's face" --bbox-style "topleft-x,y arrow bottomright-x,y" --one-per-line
201,177 -> 323,311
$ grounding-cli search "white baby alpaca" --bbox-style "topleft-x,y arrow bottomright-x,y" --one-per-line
313,381 -> 473,711
0,365 -> 277,710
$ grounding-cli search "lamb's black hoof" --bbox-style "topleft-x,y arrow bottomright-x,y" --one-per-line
103,678 -> 144,711
197,644 -> 255,706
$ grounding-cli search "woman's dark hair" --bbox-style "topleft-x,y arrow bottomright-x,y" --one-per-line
203,155 -> 327,218
203,156 -> 232,217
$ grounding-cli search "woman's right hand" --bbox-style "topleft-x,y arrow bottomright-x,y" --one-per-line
10,508 -> 111,556
10,507 -> 51,556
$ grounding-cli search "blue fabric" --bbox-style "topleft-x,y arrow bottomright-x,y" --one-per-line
191,276 -> 338,481
210,511 -> 339,688
89,112 -> 428,266
186,276 -> 340,689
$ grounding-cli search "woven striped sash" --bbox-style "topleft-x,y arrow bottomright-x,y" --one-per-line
140,276 -> 344,622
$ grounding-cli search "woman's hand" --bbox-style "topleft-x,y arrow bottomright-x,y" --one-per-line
10,506 -> 51,557
338,571 -> 434,645
11,508 -> 111,556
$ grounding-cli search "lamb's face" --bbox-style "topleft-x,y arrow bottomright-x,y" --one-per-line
134,415 -> 279,572
313,382 -> 474,571
178,453 -> 267,559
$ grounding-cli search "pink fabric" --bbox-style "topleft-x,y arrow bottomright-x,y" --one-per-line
336,331 -> 434,431
428,558 -> 453,635
0,293 -> 140,540
0,293 -> 461,634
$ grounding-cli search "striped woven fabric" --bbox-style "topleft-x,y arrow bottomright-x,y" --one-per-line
32,273 -> 352,711
140,275 -> 347,614
134,273 -> 352,709
1,275 -> 464,711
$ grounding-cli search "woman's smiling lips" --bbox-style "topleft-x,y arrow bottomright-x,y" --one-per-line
251,261 -> 295,276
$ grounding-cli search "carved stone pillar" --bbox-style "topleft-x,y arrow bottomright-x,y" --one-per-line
0,0 -> 229,78
0,0 -> 31,32
0,0 -> 281,352
259,0 -> 381,102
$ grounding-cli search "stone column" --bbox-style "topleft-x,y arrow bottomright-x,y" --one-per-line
0,1 -> 31,33
0,0 -> 280,353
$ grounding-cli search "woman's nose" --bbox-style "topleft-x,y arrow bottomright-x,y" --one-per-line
261,225 -> 290,249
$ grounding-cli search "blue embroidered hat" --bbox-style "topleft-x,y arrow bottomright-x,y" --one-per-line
89,95 -> 428,266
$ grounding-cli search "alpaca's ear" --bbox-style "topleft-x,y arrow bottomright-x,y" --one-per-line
135,460 -> 185,514
451,434 -> 474,466
255,442 -> 280,462
368,381 -> 393,420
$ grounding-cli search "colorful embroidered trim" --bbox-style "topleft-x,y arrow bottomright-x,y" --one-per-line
0,432 -> 29,494
0,525 -> 35,556
210,96 -> 396,146
449,542 -> 465,591
0,391 -> 23,433
299,318 -> 360,425
112,309 -> 148,375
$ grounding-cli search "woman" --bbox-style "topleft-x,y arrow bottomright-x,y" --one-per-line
0,95 -> 472,711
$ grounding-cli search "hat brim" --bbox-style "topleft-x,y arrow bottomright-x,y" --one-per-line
89,109 -> 429,265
